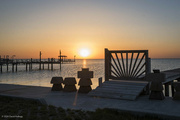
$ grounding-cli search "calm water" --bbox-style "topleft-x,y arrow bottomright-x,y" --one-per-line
0,59 -> 180,89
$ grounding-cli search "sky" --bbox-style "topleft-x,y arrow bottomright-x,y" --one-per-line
0,0 -> 180,59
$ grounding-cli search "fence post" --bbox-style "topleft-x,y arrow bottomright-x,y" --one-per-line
145,50 -> 151,75
105,48 -> 111,81
165,83 -> 169,96
99,77 -> 103,87
12,63 -> 14,72
147,58 -> 151,74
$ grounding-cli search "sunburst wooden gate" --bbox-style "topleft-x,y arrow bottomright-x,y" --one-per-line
105,48 -> 151,81
89,49 -> 151,100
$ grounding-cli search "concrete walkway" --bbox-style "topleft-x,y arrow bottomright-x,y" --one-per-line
0,83 -> 180,120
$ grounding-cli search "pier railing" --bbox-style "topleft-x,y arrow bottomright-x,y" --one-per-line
0,58 -> 75,73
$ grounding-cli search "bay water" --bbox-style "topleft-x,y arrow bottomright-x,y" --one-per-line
0,59 -> 180,89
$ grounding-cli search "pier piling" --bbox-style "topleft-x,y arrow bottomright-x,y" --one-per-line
1,64 -> 2,73
7,63 -> 8,72
12,64 -> 14,72
29,63 -> 31,71
16,63 -> 17,72
31,58 -> 33,70
26,63 -> 28,71
51,62 -> 53,70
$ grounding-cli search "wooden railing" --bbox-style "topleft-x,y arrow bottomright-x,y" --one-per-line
105,48 -> 151,81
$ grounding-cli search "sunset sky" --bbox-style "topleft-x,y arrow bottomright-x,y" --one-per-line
0,0 -> 180,59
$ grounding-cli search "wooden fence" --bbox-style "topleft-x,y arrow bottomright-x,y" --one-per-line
105,48 -> 151,81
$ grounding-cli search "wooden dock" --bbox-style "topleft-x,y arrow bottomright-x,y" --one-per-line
162,68 -> 180,97
0,59 -> 75,73
0,51 -> 75,73
89,49 -> 180,100
89,68 -> 180,100
89,80 -> 148,100
89,49 -> 151,100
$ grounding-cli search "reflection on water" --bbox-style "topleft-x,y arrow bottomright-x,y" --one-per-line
83,59 -> 87,68
0,59 -> 104,89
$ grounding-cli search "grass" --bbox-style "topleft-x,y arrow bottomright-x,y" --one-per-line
0,96 -> 165,120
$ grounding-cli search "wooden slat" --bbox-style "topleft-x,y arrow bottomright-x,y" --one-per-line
121,53 -> 126,75
104,80 -> 148,84
129,53 -> 134,75
109,50 -> 148,53
95,85 -> 142,91
98,83 -> 147,89
88,80 -> 148,100
131,53 -> 145,77
111,70 -> 120,78
111,63 -> 121,77
94,87 -> 142,94
134,63 -> 145,77
115,53 -> 124,76
130,53 -> 140,76
126,53 -> 128,75
101,84 -> 147,90
89,91 -> 137,100
104,80 -> 148,85
111,54 -> 122,76
102,83 -> 147,88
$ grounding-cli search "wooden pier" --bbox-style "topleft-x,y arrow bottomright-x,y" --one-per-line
0,59 -> 75,73
162,68 -> 180,97
0,51 -> 75,73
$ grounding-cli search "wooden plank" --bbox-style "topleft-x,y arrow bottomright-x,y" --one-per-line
101,84 -> 147,89
109,79 -> 148,84
103,82 -> 147,87
104,81 -> 148,86
109,50 -> 148,53
94,88 -> 141,95
89,91 -> 137,100
88,80 -> 148,100
96,84 -> 145,90
105,81 -> 148,85
162,72 -> 180,83
99,85 -> 146,91
102,86 -> 146,92
96,86 -> 146,91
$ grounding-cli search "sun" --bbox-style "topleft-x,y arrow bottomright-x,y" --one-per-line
79,48 -> 90,57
